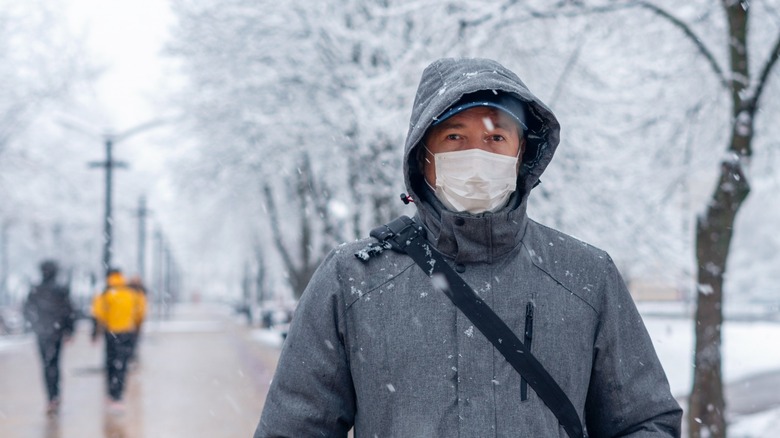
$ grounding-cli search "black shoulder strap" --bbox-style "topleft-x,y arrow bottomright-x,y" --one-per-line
362,216 -> 585,438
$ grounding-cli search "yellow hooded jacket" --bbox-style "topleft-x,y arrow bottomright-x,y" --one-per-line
92,271 -> 147,334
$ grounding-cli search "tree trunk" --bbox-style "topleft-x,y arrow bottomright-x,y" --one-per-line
253,244 -> 266,304
689,160 -> 749,438
263,178 -> 314,301
263,152 -> 342,300
688,2 -> 760,436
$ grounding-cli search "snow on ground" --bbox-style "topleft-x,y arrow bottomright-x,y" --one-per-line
728,407 -> 780,437
251,327 -> 285,348
0,334 -> 29,352
638,311 -> 780,437
645,316 -> 780,397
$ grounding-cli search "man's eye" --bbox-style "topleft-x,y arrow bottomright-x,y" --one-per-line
446,134 -> 461,140
488,135 -> 505,142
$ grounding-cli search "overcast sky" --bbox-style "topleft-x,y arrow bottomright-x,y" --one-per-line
65,0 -> 175,130
54,1 -> 191,288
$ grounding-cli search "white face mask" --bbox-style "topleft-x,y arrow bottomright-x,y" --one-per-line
429,148 -> 518,214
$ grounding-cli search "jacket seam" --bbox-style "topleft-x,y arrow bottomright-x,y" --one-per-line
344,258 -> 417,311
519,240 -> 600,317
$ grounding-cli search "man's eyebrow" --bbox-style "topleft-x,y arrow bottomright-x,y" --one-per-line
436,120 -> 466,130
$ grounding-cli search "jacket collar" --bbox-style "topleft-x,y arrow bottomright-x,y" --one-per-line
415,187 -> 529,264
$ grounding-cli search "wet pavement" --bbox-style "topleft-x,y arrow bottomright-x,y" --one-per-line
0,303 -> 282,438
728,369 -> 780,417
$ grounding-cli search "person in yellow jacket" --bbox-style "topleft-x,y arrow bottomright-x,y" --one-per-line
91,268 -> 147,409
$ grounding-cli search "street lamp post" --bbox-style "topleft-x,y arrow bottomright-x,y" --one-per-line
64,118 -> 168,278
0,220 -> 10,306
89,137 -> 127,276
136,196 -> 150,283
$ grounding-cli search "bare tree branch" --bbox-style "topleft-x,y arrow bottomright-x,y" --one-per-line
458,0 -> 520,32
548,22 -> 591,108
461,0 -> 726,95
637,1 -> 728,89
262,183 -> 297,279
299,152 -> 345,254
461,2 -> 631,33
752,30 -> 780,110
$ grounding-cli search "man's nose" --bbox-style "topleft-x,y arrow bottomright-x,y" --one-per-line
464,137 -> 490,151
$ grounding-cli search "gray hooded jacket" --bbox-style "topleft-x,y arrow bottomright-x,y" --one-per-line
255,58 -> 682,437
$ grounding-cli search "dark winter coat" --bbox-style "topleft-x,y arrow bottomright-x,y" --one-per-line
256,58 -> 682,437
23,279 -> 75,339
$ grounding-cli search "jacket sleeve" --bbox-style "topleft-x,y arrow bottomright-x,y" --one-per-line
254,251 -> 355,438
136,292 -> 147,326
62,286 -> 76,336
91,293 -> 105,326
584,257 -> 682,437
22,289 -> 37,324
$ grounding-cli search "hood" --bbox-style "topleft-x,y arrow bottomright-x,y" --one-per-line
40,260 -> 59,282
403,57 -> 560,211
106,271 -> 126,288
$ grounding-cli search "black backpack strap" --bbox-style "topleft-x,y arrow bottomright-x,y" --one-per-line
358,216 -> 585,438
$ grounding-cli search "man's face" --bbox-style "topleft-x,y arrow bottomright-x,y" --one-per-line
422,106 -> 524,186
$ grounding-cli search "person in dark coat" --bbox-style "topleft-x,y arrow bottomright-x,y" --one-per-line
255,58 -> 682,437
126,275 -> 147,363
23,259 -> 75,415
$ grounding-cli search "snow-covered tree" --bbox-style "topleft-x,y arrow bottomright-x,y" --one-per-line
167,3 -> 779,393
0,0 -> 97,302
167,0 -> 461,297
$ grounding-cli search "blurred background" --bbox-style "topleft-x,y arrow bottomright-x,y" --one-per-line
1,0 -> 777,320
1,1 -> 779,436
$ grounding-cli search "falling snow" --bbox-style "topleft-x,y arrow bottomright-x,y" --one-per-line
431,273 -> 449,291
697,284 -> 714,295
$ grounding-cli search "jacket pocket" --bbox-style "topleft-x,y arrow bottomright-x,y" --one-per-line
521,301 -> 534,401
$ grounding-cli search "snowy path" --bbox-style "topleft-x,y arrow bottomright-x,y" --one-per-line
0,302 -> 280,438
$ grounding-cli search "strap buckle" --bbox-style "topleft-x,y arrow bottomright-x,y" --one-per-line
355,216 -> 424,262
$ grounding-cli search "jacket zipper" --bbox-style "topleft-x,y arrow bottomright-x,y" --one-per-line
521,301 -> 534,401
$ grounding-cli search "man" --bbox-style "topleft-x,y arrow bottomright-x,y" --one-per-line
23,259 -> 75,415
255,58 -> 681,437
126,275 -> 147,363
91,268 -> 146,410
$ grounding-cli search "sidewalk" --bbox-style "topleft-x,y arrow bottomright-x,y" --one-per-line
0,302 -> 281,438
675,369 -> 780,436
